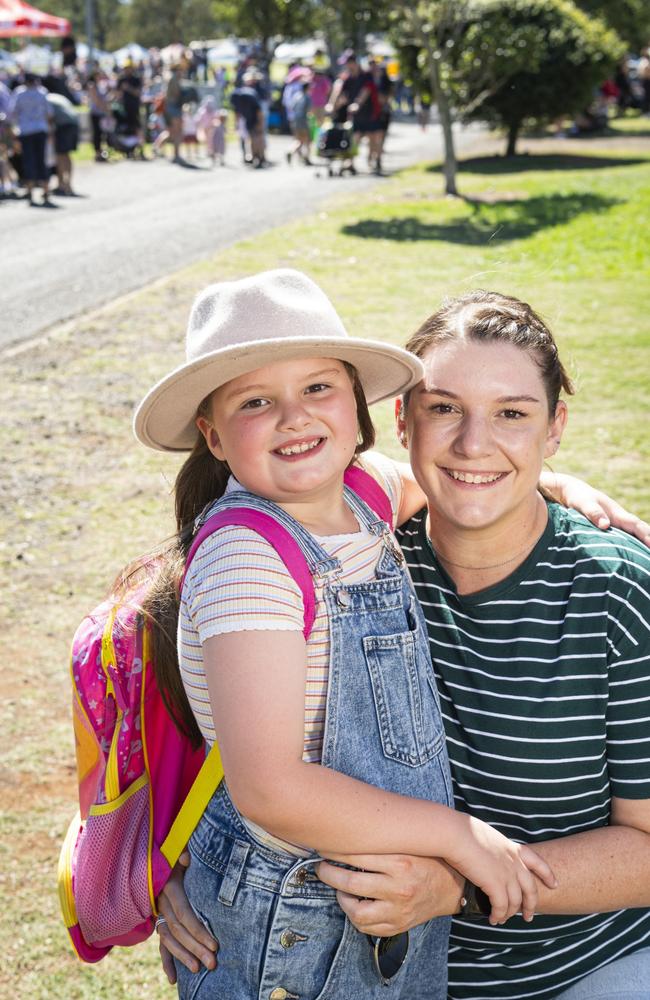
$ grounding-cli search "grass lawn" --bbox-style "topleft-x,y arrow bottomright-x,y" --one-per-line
1,128 -> 648,998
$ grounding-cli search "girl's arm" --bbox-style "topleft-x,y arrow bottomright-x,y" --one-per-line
204,630 -> 555,924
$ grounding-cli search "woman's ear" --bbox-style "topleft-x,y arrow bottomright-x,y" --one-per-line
544,400 -> 568,458
196,415 -> 226,461
395,397 -> 409,449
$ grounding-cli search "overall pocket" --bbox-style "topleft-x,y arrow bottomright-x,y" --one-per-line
363,605 -> 444,768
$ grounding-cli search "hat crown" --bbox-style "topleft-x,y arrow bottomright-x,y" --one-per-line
186,269 -> 349,363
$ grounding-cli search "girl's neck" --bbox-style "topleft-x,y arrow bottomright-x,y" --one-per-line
280,495 -> 359,536
427,495 -> 548,595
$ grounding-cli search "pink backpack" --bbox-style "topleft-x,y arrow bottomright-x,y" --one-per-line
58,467 -> 392,962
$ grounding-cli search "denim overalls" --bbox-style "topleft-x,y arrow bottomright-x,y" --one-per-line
176,486 -> 453,1000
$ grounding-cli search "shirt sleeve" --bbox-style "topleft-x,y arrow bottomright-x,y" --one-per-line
605,543 -> 650,799
182,524 -> 305,644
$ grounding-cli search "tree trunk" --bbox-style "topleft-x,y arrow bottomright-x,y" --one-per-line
429,54 -> 458,196
506,119 -> 520,157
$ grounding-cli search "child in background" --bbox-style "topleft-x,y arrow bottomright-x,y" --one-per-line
133,269 -> 555,999
195,98 -> 227,166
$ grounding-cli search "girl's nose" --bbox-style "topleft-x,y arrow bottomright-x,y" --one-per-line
278,398 -> 311,430
452,413 -> 495,458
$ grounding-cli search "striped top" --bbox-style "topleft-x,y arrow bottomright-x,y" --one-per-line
179,453 -> 401,759
396,503 -> 650,999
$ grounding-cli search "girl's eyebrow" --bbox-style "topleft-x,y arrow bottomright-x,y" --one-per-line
225,367 -> 343,401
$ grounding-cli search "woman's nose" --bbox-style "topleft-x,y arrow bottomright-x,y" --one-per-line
452,413 -> 495,457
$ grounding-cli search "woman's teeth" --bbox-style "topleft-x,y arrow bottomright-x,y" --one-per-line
448,470 -> 503,484
277,439 -> 322,456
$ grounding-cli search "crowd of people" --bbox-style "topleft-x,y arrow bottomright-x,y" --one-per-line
0,40 -> 411,204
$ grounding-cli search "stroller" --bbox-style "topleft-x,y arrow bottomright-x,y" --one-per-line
316,119 -> 357,176
104,101 -> 144,158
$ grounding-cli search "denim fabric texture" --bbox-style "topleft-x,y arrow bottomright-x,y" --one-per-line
176,486 -> 453,999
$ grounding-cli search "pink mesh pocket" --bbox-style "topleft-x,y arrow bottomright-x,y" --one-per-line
74,780 -> 152,943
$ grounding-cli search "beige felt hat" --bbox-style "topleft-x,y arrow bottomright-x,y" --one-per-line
133,268 -> 424,452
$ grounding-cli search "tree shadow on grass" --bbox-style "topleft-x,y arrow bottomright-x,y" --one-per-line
341,192 -> 621,246
429,153 -> 648,175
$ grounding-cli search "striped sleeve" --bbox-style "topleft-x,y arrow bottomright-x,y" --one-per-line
358,451 -> 403,525
183,524 -> 304,643
605,537 -> 650,798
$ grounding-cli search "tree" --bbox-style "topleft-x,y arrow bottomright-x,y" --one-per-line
452,0 -> 624,155
389,1 -> 473,196
211,0 -> 317,59
574,0 -> 650,50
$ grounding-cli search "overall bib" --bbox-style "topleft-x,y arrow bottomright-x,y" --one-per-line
176,486 -> 453,1000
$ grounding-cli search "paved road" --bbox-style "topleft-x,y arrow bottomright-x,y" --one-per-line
1,121 -> 484,348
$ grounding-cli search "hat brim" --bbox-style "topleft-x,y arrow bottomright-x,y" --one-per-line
133,337 -> 423,451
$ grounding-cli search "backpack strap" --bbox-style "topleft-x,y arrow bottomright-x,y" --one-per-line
343,464 -> 394,529
183,508 -> 316,640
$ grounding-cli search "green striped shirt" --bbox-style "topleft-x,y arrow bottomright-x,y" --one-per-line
396,503 -> 650,999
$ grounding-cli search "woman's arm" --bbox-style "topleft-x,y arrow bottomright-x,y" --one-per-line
204,630 -> 554,923
320,798 -> 650,935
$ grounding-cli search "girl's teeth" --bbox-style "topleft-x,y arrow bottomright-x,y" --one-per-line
278,439 -> 321,456
450,470 -> 501,484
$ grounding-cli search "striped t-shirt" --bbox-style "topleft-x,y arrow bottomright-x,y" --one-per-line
396,502 -> 650,999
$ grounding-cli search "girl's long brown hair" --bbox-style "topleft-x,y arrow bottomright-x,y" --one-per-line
120,363 -> 375,747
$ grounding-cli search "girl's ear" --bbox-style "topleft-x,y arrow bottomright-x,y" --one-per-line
395,398 -> 408,450
544,400 -> 568,458
196,415 -> 226,461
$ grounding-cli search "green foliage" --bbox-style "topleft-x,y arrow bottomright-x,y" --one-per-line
453,0 -> 625,153
211,0 -> 317,54
574,0 -> 650,50
125,0 -> 217,49
48,0 -> 128,51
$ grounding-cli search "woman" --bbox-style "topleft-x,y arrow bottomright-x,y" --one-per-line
318,291 -> 650,999
156,291 -> 650,998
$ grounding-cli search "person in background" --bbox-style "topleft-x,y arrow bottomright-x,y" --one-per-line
308,65 -> 332,127
86,71 -> 110,162
46,90 -> 79,196
9,72 -> 52,206
286,79 -> 312,165
164,64 -> 183,163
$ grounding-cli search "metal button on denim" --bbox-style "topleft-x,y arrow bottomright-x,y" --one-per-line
293,867 -> 308,885
269,989 -> 299,1000
280,929 -> 307,948
336,588 -> 351,607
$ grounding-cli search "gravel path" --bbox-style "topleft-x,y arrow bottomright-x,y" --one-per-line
1,121 -> 485,348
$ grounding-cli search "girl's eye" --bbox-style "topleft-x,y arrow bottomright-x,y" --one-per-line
241,397 -> 269,410
305,382 -> 330,394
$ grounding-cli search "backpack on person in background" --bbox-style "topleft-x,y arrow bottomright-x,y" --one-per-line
57,467 -> 392,962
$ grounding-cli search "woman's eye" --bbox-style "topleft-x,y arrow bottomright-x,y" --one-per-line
429,403 -> 455,414
501,409 -> 526,420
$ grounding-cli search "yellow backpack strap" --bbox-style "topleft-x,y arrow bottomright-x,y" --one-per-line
100,604 -> 122,801
160,742 -> 224,869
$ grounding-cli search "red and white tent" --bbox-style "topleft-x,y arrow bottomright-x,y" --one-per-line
0,0 -> 71,38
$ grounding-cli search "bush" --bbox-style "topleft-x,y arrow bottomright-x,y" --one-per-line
453,0 -> 625,154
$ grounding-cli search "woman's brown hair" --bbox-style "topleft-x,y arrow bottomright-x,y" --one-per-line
122,362 -> 375,747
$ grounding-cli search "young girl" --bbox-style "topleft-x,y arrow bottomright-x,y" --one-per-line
133,269 -> 556,998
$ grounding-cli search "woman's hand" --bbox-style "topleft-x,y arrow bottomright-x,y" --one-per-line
317,853 -> 465,936
543,472 -> 650,546
156,852 -> 218,984
449,816 -> 557,925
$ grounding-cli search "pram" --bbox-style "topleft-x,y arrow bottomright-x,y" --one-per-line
104,102 -> 144,158
316,119 -> 357,176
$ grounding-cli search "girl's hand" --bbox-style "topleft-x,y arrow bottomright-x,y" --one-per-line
156,852 -> 218,983
450,817 -> 557,925
544,472 -> 650,546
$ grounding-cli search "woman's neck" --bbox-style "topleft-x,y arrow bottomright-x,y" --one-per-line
427,494 -> 548,595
